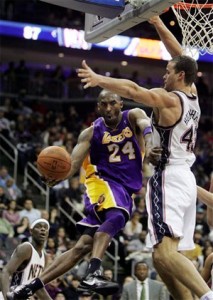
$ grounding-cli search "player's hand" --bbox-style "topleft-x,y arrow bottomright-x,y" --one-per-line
77,60 -> 100,89
40,176 -> 62,187
147,147 -> 162,166
148,15 -> 161,25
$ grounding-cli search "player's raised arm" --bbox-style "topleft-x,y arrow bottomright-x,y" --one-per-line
149,15 -> 197,95
148,15 -> 183,58
78,60 -> 177,108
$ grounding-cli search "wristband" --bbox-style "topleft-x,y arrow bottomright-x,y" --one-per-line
143,126 -> 152,136
28,277 -> 45,292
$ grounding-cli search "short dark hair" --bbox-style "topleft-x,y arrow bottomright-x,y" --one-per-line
98,89 -> 121,102
171,55 -> 198,86
134,260 -> 149,271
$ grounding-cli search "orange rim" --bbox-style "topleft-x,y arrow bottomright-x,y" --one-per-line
173,2 -> 213,9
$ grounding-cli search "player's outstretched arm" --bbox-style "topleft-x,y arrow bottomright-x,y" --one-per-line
148,15 -> 183,58
43,126 -> 93,187
149,15 -> 197,95
78,61 -> 176,108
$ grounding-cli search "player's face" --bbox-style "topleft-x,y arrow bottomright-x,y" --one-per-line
98,94 -> 123,127
163,61 -> 179,91
32,222 -> 49,244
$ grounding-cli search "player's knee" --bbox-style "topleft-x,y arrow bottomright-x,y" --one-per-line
97,210 -> 126,237
153,249 -> 172,270
73,240 -> 92,256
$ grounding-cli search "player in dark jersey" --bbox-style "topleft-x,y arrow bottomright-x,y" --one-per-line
7,89 -> 159,299
1,218 -> 51,300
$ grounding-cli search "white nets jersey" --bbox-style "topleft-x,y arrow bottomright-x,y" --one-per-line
10,242 -> 45,288
151,91 -> 200,167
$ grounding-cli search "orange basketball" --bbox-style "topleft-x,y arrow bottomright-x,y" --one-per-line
37,146 -> 71,181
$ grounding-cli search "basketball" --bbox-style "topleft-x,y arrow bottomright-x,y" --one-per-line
37,146 -> 71,181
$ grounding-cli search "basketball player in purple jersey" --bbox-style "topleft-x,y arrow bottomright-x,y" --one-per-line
7,89 -> 158,299
76,16 -> 213,300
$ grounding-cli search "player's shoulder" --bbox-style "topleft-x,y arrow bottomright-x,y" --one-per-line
78,125 -> 94,142
128,108 -> 149,120
13,242 -> 32,258
17,241 -> 32,251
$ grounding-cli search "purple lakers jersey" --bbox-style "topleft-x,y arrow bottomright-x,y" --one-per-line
84,110 -> 143,194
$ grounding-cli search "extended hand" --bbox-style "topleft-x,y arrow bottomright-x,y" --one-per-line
40,176 -> 62,188
147,147 -> 162,166
77,60 -> 99,89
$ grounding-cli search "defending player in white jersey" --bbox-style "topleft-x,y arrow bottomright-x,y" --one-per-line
0,218 -> 51,300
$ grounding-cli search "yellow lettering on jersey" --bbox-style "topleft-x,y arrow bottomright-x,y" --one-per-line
102,127 -> 133,144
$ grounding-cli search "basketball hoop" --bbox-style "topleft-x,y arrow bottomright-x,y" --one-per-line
172,0 -> 213,56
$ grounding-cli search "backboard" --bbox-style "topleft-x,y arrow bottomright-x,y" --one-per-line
85,0 -> 180,43
40,0 -> 125,19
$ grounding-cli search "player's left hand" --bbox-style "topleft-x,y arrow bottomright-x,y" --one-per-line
77,60 -> 99,89
147,147 -> 162,165
40,176 -> 62,187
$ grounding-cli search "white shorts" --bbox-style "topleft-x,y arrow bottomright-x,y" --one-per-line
146,164 -> 197,251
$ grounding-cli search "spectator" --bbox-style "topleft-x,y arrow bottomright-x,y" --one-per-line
5,178 -> 22,201
0,208 -> 14,245
2,61 -> 16,93
61,275 -> 81,300
15,59 -> 29,93
19,199 -> 41,224
120,260 -> 168,300
55,291 -> 67,300
14,216 -> 31,241
2,199 -> 20,225
0,186 -> 11,209
0,166 -> 12,188
54,226 -> 70,254
0,109 -> 11,137
78,290 -> 93,300
195,207 -> 210,237
45,278 -> 63,300
40,209 -> 49,221
123,211 -> 142,241
48,208 -> 61,238
46,237 -> 58,257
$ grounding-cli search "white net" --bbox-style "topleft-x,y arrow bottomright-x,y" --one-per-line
172,0 -> 213,55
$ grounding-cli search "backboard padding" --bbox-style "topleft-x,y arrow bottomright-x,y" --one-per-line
85,0 -> 180,43
40,0 -> 125,19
